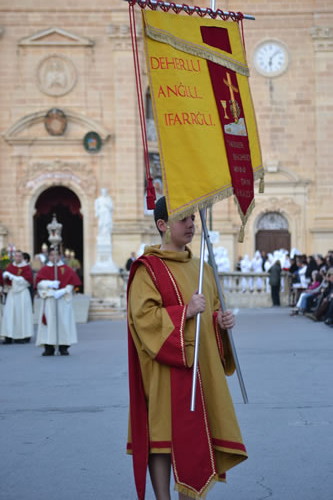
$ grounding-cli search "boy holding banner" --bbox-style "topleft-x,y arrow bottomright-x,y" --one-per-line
127,196 -> 247,499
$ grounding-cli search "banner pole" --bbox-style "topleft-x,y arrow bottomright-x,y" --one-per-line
190,208 -> 207,411
200,214 -> 249,404
123,0 -> 255,20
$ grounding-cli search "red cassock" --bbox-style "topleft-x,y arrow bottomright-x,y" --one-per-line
4,263 -> 33,285
35,264 -> 81,289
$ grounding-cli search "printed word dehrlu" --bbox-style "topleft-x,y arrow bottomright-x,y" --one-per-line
150,57 -> 201,72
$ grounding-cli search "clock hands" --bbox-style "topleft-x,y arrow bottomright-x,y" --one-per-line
269,49 -> 281,68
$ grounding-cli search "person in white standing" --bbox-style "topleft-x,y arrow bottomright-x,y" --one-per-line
1,250 -> 34,344
251,250 -> 264,291
35,249 -> 81,356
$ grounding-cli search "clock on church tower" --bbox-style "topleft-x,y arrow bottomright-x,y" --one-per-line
254,40 -> 289,77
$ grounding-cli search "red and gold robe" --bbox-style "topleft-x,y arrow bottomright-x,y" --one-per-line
35,263 -> 81,289
4,263 -> 33,285
35,263 -> 81,346
127,245 -> 247,499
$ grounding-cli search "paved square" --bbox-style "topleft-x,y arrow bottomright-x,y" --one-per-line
0,307 -> 332,499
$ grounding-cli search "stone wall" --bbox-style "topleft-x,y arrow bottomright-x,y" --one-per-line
0,0 -> 332,299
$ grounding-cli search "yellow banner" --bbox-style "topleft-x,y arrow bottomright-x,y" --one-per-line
143,10 -> 262,223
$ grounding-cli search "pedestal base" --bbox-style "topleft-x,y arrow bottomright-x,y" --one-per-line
91,261 -> 118,273
92,242 -> 118,274
90,272 -> 124,305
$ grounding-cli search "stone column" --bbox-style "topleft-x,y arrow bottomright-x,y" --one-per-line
310,26 -> 333,250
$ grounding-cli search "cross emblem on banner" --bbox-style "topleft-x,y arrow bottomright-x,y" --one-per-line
223,72 -> 240,123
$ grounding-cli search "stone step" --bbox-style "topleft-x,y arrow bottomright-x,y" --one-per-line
88,298 -> 126,321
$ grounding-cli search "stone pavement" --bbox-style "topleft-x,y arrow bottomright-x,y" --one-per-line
0,307 -> 332,500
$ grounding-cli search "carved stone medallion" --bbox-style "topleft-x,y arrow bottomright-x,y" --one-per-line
44,108 -> 67,136
37,54 -> 77,97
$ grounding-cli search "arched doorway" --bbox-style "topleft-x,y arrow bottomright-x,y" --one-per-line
34,186 -> 84,290
255,212 -> 290,253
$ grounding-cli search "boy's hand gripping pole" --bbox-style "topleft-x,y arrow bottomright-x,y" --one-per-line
201,211 -> 248,404
190,208 -> 248,411
190,209 -> 207,411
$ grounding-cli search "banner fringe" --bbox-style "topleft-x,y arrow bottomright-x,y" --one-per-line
145,24 -> 250,76
234,196 -> 256,243
253,167 -> 265,193
168,187 -> 234,221
259,177 -> 264,193
238,224 -> 245,243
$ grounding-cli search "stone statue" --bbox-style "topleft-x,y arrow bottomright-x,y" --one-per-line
95,188 -> 113,241
92,188 -> 118,274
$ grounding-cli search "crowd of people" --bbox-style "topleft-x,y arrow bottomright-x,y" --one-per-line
0,246 -> 81,354
125,246 -> 333,315
235,249 -> 333,314
288,251 -> 333,328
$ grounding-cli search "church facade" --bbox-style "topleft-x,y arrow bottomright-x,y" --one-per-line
0,0 -> 332,296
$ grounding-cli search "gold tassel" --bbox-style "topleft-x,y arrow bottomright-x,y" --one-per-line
164,225 -> 171,244
259,177 -> 265,193
238,224 -> 245,243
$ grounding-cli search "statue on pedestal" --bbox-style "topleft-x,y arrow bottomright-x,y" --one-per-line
92,188 -> 118,274
95,188 -> 113,243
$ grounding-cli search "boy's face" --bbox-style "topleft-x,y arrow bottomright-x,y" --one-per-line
14,252 -> 23,264
48,251 -> 59,264
169,215 -> 196,248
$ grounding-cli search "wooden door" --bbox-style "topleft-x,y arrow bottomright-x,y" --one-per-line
255,229 -> 291,254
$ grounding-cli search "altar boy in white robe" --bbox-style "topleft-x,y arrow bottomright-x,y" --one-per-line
1,250 -> 34,344
35,249 -> 81,356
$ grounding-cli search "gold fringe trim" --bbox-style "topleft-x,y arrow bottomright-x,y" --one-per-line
253,166 -> 264,180
233,196 -> 256,244
145,24 -> 249,77
253,167 -> 265,194
259,177 -> 265,193
168,186 -> 234,222
174,475 -> 218,499
238,224 -> 245,243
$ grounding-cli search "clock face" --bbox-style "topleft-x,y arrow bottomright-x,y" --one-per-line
254,41 -> 289,77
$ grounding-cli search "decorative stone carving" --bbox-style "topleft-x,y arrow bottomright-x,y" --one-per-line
19,27 -> 94,47
44,108 -> 67,136
18,160 -> 96,196
37,54 -> 77,97
257,212 -> 289,231
107,23 -> 141,51
107,23 -> 141,38
255,197 -> 301,216
310,26 -> 333,52
3,110 -> 111,145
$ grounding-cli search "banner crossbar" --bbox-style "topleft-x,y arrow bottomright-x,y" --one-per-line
124,0 -> 255,21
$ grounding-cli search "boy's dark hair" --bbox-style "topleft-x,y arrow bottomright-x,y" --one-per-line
154,196 -> 168,237
22,252 -> 30,262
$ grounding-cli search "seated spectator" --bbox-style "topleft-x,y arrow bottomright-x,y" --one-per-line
289,257 -> 298,275
315,254 -> 327,274
298,258 -> 309,287
290,271 -> 323,315
291,257 -> 308,305
325,251 -> 333,270
305,255 -> 318,281
307,269 -> 333,321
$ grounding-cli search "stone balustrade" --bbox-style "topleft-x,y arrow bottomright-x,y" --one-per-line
217,272 -> 290,308
0,272 -> 291,325
118,270 -> 291,309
